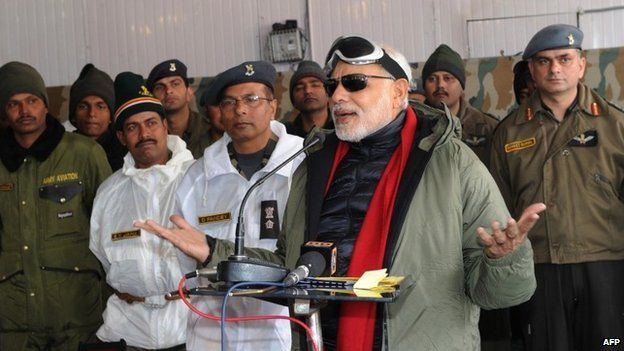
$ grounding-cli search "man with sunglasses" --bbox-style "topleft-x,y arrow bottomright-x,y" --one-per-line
422,44 -> 499,167
490,24 -> 624,351
137,36 -> 544,351
166,61 -> 303,350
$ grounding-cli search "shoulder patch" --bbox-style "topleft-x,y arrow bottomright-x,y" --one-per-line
505,137 -> 536,153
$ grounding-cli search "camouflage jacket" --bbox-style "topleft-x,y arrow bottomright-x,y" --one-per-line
490,84 -> 624,264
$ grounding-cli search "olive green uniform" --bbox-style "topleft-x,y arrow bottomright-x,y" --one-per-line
490,84 -> 624,350
490,84 -> 624,264
456,98 -> 499,167
180,110 -> 214,159
0,117 -> 112,351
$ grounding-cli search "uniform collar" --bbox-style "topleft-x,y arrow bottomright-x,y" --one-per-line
513,84 -> 607,125
0,114 -> 65,172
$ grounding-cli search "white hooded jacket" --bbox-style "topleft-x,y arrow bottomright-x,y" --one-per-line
177,121 -> 304,351
89,135 -> 195,349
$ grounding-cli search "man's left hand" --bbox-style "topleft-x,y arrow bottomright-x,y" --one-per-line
477,203 -> 546,259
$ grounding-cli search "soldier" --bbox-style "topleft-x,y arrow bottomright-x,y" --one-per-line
89,72 -> 194,350
512,60 -> 535,105
141,61 -> 304,350
69,63 -> 126,171
197,76 -> 225,145
422,44 -> 499,166
0,61 -> 112,350
147,59 -> 211,158
283,60 -> 333,137
490,24 -> 624,351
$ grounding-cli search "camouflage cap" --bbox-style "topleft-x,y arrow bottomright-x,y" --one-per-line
523,24 -> 583,60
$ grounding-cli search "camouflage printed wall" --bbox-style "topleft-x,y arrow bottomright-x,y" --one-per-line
46,46 -> 624,127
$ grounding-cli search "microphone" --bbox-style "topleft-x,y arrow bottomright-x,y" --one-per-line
283,251 -> 326,287
185,267 -> 218,280
217,132 -> 327,283
301,241 -> 337,276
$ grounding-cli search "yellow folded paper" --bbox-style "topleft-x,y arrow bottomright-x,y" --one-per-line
353,269 -> 388,290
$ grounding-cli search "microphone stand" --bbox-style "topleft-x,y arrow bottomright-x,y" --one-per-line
217,134 -> 325,283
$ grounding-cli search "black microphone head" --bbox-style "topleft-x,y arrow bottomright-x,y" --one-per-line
295,251 -> 326,277
304,130 -> 326,148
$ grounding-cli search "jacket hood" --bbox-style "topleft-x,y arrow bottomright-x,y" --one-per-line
121,135 -> 194,180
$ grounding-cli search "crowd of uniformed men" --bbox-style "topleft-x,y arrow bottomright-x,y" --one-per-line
0,22 -> 622,351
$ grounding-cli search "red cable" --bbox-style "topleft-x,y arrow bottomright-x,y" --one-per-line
178,276 -> 320,351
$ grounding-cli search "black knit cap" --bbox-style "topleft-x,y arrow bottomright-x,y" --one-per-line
113,71 -> 165,130
202,61 -> 276,107
289,60 -> 326,103
422,44 -> 466,89
146,59 -> 191,92
0,61 -> 48,119
69,64 -> 115,127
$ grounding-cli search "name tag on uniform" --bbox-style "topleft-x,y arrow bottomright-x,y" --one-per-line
505,137 -> 536,153
569,130 -> 598,147
112,229 -> 141,241
198,212 -> 232,224
0,183 -> 14,191
57,211 -> 73,219
260,200 -> 280,239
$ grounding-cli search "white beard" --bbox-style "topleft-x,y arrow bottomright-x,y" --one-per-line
332,91 -> 394,142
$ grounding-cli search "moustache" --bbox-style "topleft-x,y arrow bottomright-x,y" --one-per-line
434,89 -> 448,96
135,138 -> 157,148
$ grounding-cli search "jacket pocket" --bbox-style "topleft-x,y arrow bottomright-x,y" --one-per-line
0,251 -> 23,283
38,243 -> 105,329
39,181 -> 84,240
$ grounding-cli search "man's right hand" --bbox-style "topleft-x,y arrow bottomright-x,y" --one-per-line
134,215 -> 210,263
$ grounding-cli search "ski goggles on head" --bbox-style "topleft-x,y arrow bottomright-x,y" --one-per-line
324,34 -> 409,81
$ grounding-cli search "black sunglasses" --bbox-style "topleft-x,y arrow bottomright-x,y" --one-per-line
324,73 -> 395,96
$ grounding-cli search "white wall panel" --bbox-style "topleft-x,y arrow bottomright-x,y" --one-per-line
467,0 -> 624,58
0,0 -> 306,86
2,0 -> 624,87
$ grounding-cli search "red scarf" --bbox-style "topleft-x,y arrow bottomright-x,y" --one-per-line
325,108 -> 418,351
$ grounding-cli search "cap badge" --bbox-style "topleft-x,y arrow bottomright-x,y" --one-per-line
567,33 -> 575,46
169,62 -> 177,72
139,86 -> 151,96
245,64 -> 255,76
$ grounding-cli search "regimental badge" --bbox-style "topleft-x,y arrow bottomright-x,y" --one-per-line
568,33 -> 575,46
505,137 -> 536,153
111,229 -> 141,241
198,212 -> 232,224
0,183 -> 14,191
569,130 -> 598,147
169,62 -> 177,72
245,64 -> 255,76
526,107 -> 534,121
464,135 -> 487,146
260,200 -> 279,239
591,102 -> 601,116
139,85 -> 151,96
